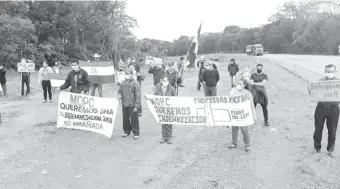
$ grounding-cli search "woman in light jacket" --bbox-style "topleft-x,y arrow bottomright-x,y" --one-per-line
38,62 -> 53,103
154,76 -> 177,144
228,79 -> 256,152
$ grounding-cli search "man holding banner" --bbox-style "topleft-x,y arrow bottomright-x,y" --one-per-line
312,64 -> 339,156
117,68 -> 141,140
155,76 -> 176,144
20,57 -> 32,96
56,61 -> 91,94
228,79 -> 256,152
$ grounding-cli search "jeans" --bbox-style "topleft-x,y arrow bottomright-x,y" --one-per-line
232,126 -> 250,147
91,83 -> 103,97
161,124 -> 173,139
254,102 -> 268,123
21,76 -> 30,96
42,80 -> 52,100
1,83 -> 7,96
314,104 -> 339,152
122,107 -> 140,136
230,75 -> 236,88
204,86 -> 217,96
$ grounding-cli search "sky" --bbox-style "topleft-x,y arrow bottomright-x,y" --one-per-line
125,0 -> 292,42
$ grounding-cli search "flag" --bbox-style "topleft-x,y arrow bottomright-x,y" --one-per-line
184,22 -> 202,68
50,61 -> 115,88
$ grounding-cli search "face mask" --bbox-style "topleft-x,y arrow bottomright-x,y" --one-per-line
326,73 -> 335,78
244,67 -> 249,71
72,66 -> 79,71
257,69 -> 262,73
21,59 -> 26,63
236,85 -> 243,90
162,82 -> 169,86
125,75 -> 131,80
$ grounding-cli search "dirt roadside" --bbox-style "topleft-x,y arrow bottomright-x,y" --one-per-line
0,54 -> 339,189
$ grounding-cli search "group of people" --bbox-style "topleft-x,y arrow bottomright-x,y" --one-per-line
1,53 -> 338,156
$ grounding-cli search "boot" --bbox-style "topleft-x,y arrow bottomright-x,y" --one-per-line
159,138 -> 167,144
167,138 -> 172,144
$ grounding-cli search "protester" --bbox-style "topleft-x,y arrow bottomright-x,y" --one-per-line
56,61 -> 91,94
0,63 -> 7,96
197,56 -> 207,91
38,62 -> 53,103
148,63 -> 165,92
228,79 -> 256,152
177,57 -> 185,87
165,62 -> 181,91
20,57 -> 31,96
155,76 -> 176,144
196,56 -> 205,68
227,58 -> 239,88
91,57 -> 103,97
117,68 -> 141,140
199,62 -> 220,96
313,64 -> 339,156
249,63 -> 269,126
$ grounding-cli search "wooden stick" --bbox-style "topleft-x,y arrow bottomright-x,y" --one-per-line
20,72 -> 22,96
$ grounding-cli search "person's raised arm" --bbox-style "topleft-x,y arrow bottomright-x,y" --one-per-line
60,72 -> 72,90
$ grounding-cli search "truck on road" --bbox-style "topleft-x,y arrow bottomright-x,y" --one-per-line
246,44 -> 264,56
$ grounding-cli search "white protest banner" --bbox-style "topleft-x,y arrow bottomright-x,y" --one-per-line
57,92 -> 118,138
17,63 -> 35,72
145,56 -> 163,66
309,80 -> 340,102
144,94 -> 254,126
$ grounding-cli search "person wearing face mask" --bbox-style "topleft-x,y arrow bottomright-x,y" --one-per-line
56,61 -> 91,94
227,58 -> 239,88
117,68 -> 141,140
249,63 -> 269,126
199,62 -> 220,96
38,62 -> 53,103
166,62 -> 181,92
228,79 -> 256,152
154,76 -> 176,144
313,64 -> 339,156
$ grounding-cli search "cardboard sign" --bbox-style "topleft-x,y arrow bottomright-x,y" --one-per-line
57,92 -> 118,138
309,80 -> 340,102
145,56 -> 163,66
17,63 -> 35,72
145,94 -> 254,127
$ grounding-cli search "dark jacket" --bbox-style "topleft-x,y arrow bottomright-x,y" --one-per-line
148,67 -> 165,85
200,69 -> 220,87
118,78 -> 141,109
154,83 -> 176,97
60,68 -> 91,94
166,69 -> 179,87
0,66 -> 6,84
228,63 -> 239,76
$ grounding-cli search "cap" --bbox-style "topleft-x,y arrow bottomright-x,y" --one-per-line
230,58 -> 235,62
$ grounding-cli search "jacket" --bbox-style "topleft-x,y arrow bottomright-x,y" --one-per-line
166,69 -> 179,87
228,63 -> 239,76
154,83 -> 176,96
117,78 -> 141,109
0,66 -> 6,84
38,66 -> 53,83
200,69 -> 220,87
60,68 -> 91,94
148,67 -> 165,85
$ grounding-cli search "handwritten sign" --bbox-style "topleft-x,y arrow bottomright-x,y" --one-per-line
57,92 -> 118,137
144,94 -> 254,126
145,56 -> 163,66
17,63 -> 35,72
309,80 -> 340,102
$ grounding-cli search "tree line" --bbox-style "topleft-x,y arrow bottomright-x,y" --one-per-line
1,1 -> 340,70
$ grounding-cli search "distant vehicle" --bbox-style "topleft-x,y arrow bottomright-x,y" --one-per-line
246,44 -> 264,56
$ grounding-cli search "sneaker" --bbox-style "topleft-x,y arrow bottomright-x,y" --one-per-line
328,150 -> 335,157
245,146 -> 251,152
167,138 -> 173,144
159,138 -> 167,144
42,100 -> 47,103
50,100 -> 53,103
122,133 -> 129,138
179,84 -> 184,87
133,136 -> 139,140
265,122 -> 270,126
228,144 -> 237,149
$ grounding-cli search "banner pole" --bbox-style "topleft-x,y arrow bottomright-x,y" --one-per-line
20,72 -> 22,96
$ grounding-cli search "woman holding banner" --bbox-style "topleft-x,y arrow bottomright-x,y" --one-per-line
228,79 -> 256,152
155,76 -> 176,144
